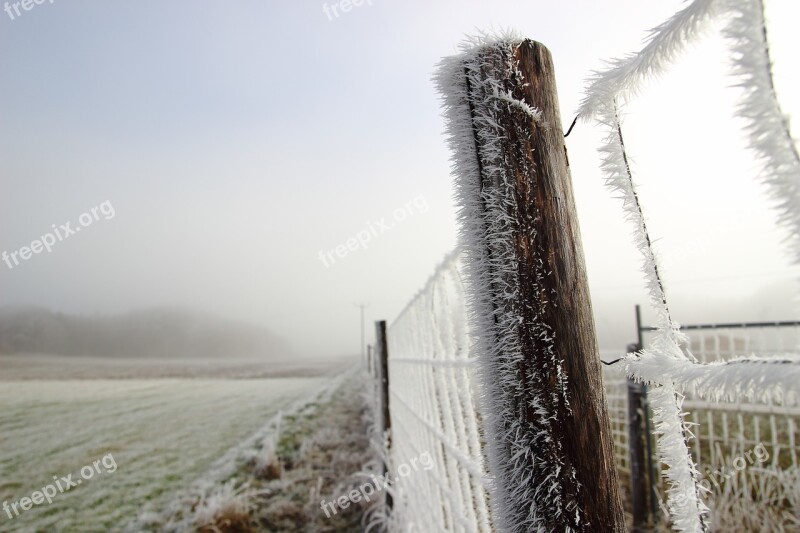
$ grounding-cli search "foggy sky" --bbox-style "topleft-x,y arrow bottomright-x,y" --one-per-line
1,0 -> 798,357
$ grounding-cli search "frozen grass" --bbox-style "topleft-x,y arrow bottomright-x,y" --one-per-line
134,370 -> 377,533
0,353 -> 347,380
0,377 -> 322,532
191,481 -> 255,533
647,466 -> 800,532
706,467 -> 800,532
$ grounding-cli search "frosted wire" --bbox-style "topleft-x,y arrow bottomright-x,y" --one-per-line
581,0 -> 800,530
387,251 -> 493,533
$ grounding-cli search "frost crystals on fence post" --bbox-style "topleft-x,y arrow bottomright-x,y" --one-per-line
436,34 -> 626,532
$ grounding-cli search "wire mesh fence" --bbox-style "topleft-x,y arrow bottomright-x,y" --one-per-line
605,318 -> 800,530
374,0 -> 800,529
381,291 -> 800,531
383,252 -> 493,533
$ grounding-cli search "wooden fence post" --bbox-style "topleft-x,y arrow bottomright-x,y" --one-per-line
375,320 -> 393,511
443,38 -> 625,531
627,343 -> 648,532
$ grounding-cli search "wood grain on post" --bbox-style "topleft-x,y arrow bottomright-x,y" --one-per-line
463,40 -> 625,531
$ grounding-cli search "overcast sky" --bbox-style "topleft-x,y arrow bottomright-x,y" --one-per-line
1,0 -> 798,357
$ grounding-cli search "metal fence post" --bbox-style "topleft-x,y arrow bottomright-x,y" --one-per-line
375,320 -> 393,511
626,342 -> 648,531
636,305 -> 659,527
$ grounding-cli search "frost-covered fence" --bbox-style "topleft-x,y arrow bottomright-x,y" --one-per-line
604,365 -> 636,482
580,0 -> 800,530
605,320 -> 800,529
384,34 -> 627,531
653,321 -> 800,527
385,251 -> 492,533
383,0 -> 800,528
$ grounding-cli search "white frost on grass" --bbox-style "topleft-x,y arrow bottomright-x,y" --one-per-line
189,480 -> 254,532
0,377 -> 322,533
126,369 -> 352,533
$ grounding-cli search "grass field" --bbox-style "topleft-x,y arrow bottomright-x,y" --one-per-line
0,370 -> 326,532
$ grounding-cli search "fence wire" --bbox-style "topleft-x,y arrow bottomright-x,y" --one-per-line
581,0 -> 800,528
385,252 -> 493,533
606,323 -> 800,530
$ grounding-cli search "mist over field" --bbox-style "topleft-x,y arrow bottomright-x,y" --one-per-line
0,306 -> 291,359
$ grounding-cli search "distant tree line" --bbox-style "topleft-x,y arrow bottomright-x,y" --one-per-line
0,307 -> 290,358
